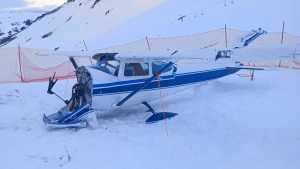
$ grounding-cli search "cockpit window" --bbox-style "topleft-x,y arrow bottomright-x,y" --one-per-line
152,61 -> 173,74
124,63 -> 149,76
96,60 -> 120,76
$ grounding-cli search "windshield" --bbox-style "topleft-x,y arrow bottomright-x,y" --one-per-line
96,60 -> 120,76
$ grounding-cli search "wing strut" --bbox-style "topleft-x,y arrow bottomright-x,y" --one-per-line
116,62 -> 174,107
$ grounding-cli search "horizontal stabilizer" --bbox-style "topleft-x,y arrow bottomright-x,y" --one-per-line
227,67 -> 264,71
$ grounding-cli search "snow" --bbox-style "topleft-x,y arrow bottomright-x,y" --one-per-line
3,0 -> 299,51
6,0 -> 167,50
0,69 -> 300,169
0,9 -> 43,35
0,0 -> 299,169
86,0 -> 300,49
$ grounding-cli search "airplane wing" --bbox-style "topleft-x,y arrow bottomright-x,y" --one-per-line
227,66 -> 264,71
35,50 -> 92,58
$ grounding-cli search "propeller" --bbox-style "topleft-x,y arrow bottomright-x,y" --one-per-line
47,72 -> 69,104
47,72 -> 57,95
69,57 -> 80,84
47,57 -> 88,105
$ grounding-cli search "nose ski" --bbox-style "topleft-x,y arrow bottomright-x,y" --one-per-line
43,104 -> 94,129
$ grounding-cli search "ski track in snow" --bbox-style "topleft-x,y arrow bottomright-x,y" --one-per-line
0,69 -> 299,169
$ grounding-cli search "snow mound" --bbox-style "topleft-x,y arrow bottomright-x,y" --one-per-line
0,69 -> 299,169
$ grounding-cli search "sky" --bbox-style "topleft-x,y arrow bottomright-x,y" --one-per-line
0,0 -> 65,10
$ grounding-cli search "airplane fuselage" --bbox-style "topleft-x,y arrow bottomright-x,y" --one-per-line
91,67 -> 240,111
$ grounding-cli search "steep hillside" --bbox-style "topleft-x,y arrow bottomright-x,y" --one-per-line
6,0 -> 167,51
4,0 -> 298,51
87,0 -> 300,49
0,2 -> 299,169
0,9 -> 44,46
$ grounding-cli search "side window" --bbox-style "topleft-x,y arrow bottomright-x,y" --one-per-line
152,61 -> 173,74
124,63 -> 149,76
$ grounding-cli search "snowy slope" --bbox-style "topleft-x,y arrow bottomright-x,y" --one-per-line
0,69 -> 299,169
4,0 -> 300,51
0,1 -> 299,168
0,9 -> 44,46
87,0 -> 300,49
0,10 -> 42,35
6,0 -> 167,51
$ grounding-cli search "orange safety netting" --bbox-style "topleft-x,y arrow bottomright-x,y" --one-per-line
242,59 -> 300,70
0,47 -> 81,83
18,48 -> 75,83
1,28 -> 300,84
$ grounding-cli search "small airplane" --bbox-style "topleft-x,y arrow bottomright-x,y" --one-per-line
43,52 -> 262,129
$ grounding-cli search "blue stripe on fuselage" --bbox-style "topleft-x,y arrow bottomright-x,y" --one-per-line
92,67 -> 240,96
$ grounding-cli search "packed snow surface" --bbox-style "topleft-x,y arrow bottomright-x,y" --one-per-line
0,69 -> 299,169
0,1 -> 299,169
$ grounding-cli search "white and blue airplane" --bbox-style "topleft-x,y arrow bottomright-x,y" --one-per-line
43,51 -> 262,129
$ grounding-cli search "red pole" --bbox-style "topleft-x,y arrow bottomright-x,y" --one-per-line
250,70 -> 255,81
225,24 -> 228,49
278,60 -> 282,67
281,21 -> 285,44
18,45 -> 24,82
